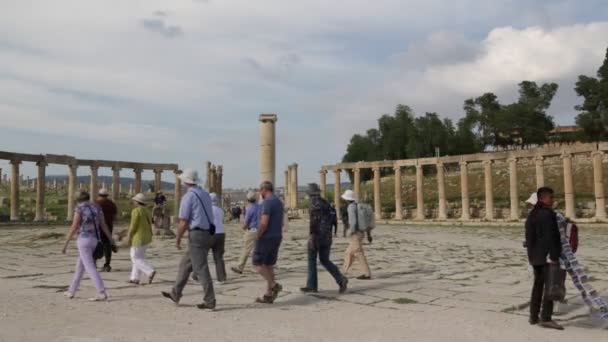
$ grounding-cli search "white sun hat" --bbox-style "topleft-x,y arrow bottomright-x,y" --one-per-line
525,192 -> 538,205
246,191 -> 257,201
132,193 -> 147,205
341,189 -> 358,202
179,168 -> 200,185
98,188 -> 109,196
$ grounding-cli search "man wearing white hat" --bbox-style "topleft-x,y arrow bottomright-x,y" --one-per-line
96,188 -> 117,272
162,168 -> 216,310
231,190 -> 260,275
341,190 -> 371,280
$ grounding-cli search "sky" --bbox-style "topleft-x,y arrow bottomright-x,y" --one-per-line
1,0 -> 608,188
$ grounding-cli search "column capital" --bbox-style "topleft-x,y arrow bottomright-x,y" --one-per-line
459,160 -> 468,167
319,169 -> 327,175
507,156 -> 518,163
133,167 -> 143,173
36,161 -> 48,167
10,159 -> 21,165
333,168 -> 341,174
259,113 -> 278,123
372,166 -> 381,172
534,155 -> 544,162
393,165 -> 401,172
153,168 -> 163,174
561,152 -> 572,159
90,164 -> 99,171
111,166 -> 121,172
592,151 -> 604,158
436,161 -> 444,167
174,169 -> 183,175
68,163 -> 78,170
482,159 -> 493,166
415,163 -> 423,170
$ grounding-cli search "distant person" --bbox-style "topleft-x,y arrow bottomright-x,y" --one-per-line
300,184 -> 348,294
62,191 -> 115,301
253,181 -> 284,304
127,193 -> 156,285
231,191 -> 260,275
161,169 -> 216,310
329,203 -> 338,237
154,191 -> 167,206
525,187 -> 563,330
210,193 -> 227,283
341,190 -> 372,280
339,201 -> 349,238
96,188 -> 117,272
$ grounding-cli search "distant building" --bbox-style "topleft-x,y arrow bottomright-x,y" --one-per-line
548,125 -> 583,144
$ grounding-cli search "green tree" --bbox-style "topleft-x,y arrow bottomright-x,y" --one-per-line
575,48 -> 608,141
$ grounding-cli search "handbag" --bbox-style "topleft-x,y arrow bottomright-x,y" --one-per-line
90,206 -> 104,260
545,262 -> 566,301
192,192 -> 216,235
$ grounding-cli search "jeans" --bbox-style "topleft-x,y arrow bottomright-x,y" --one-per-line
307,238 -> 345,290
68,237 -> 106,295
172,230 -> 215,306
130,245 -> 155,281
530,264 -> 554,322
101,225 -> 113,267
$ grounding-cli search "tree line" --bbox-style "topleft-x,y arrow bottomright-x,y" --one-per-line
343,47 -> 608,181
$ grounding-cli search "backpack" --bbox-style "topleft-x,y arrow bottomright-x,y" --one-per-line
313,197 -> 334,238
355,203 -> 375,232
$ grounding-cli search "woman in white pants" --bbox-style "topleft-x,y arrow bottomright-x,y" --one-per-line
128,193 -> 156,285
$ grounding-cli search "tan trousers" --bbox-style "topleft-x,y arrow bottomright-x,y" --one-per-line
236,230 -> 258,272
342,231 -> 371,277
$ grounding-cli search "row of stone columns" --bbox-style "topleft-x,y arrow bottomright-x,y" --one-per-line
205,162 -> 223,204
321,152 -> 607,221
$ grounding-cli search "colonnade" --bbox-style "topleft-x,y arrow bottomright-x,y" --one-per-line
205,162 -> 223,202
320,143 -> 608,221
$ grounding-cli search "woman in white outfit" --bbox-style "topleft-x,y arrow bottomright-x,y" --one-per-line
128,193 -> 156,285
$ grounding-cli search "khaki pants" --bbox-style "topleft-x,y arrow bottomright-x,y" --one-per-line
236,230 -> 258,272
342,231 -> 371,277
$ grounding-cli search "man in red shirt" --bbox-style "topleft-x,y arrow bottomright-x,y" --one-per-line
96,189 -> 118,272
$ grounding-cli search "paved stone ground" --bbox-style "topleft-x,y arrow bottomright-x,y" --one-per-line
1,222 -> 607,341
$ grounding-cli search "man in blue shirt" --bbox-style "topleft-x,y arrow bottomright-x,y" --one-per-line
253,181 -> 284,304
162,169 -> 216,310
231,191 -> 260,275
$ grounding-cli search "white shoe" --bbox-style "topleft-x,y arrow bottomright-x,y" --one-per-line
64,291 -> 74,299
88,293 -> 108,302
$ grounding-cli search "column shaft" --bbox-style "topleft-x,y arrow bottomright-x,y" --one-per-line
134,169 -> 142,194
174,171 -> 183,216
483,160 -> 494,220
562,154 -> 575,218
333,170 -> 341,206
508,157 -> 519,220
460,161 -> 470,220
67,165 -> 77,221
394,166 -> 403,220
154,170 -> 162,192
319,171 -> 327,199
284,169 -> 290,203
416,164 -> 424,220
34,162 -> 47,221
10,160 -> 20,221
90,166 -> 99,201
593,152 -> 606,219
290,164 -> 298,209
535,156 -> 545,189
373,167 -> 381,220
259,114 -> 278,184
354,167 -> 361,197
437,163 -> 447,220
112,167 -> 120,201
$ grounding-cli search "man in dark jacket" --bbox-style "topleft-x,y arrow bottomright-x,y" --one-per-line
300,184 -> 348,294
96,189 -> 117,272
524,187 -> 563,330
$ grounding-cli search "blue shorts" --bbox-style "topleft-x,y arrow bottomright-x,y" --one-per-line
252,237 -> 282,266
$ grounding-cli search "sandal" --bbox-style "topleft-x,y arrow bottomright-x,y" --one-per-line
271,283 -> 283,300
255,295 -> 274,304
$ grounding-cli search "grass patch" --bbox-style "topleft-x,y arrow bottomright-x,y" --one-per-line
393,297 -> 418,304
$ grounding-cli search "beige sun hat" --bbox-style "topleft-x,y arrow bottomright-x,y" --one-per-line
98,188 -> 109,196
525,192 -> 538,205
178,168 -> 200,185
246,191 -> 257,202
341,189 -> 357,202
132,193 -> 147,205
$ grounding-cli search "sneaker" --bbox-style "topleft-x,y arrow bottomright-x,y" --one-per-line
161,291 -> 180,304
529,317 -> 539,325
300,287 -> 318,294
102,265 -> 112,272
231,267 -> 243,275
339,278 -> 348,294
64,291 -> 74,299
88,293 -> 108,302
356,275 -> 371,280
539,320 -> 564,330
196,302 -> 216,311
148,271 -> 156,285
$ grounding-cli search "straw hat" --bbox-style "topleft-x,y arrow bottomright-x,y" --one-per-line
178,168 -> 200,185
132,193 -> 147,205
341,189 -> 357,202
246,191 -> 258,202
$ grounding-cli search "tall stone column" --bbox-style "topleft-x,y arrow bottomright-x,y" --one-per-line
154,169 -> 162,192
415,164 -> 424,220
333,169 -> 341,206
319,170 -> 327,198
112,166 -> 120,201
90,164 -> 99,201
437,162 -> 447,220
460,161 -> 470,220
373,166 -> 381,220
562,153 -> 575,218
284,169 -> 290,203
289,163 -> 298,209
353,165 -> 361,196
535,156 -> 545,189
66,164 -> 78,221
205,161 -> 212,191
133,168 -> 142,194
483,160 -> 494,220
508,157 -> 520,220
209,166 -> 216,193
174,170 -> 183,215
216,165 -> 223,204
10,160 -> 21,221
259,114 -> 278,185
34,161 -> 47,221
592,151 -> 606,219
394,166 -> 403,220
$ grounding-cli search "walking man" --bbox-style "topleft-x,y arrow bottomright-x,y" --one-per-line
161,169 -> 216,310
300,184 -> 348,294
96,188 -> 117,272
525,187 -> 563,330
210,193 -> 227,283
329,203 -> 338,237
231,191 -> 260,275
253,181 -> 284,304
341,190 -> 372,280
